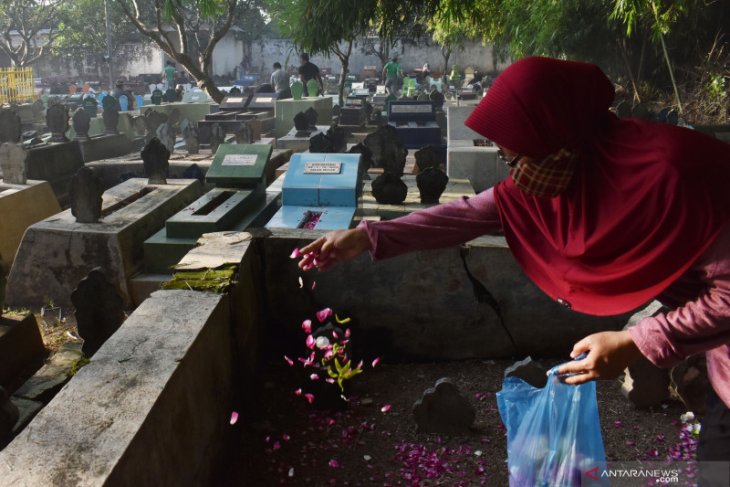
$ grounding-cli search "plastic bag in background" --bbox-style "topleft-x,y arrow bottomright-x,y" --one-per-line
497,359 -> 609,487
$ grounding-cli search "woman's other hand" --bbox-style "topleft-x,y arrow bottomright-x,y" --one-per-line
297,228 -> 371,272
555,330 -> 644,384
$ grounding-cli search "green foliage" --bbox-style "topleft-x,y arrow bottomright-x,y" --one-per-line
610,0 -> 694,39
162,265 -> 239,293
67,355 -> 91,378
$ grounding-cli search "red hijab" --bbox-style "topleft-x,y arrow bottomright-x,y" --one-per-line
465,57 -> 730,315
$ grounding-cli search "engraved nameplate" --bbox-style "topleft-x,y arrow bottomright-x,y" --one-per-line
391,104 -> 433,114
222,154 -> 258,166
304,162 -> 342,174
254,97 -> 273,103
225,97 -> 244,103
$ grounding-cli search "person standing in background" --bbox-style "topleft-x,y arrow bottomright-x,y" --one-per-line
298,53 -> 323,96
163,61 -> 176,90
382,56 -> 402,96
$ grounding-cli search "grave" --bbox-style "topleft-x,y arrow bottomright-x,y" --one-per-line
387,100 -> 442,149
198,93 -> 270,145
73,105 -> 134,163
274,97 -> 333,138
266,152 -> 362,230
143,144 -> 280,274
276,124 -> 330,152
0,143 -> 61,271
338,97 -> 369,127
5,176 -> 203,308
446,106 -> 506,193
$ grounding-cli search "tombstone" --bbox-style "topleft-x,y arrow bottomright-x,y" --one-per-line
132,115 -> 146,136
0,386 -> 19,447
141,137 -> 170,185
412,378 -> 475,434
306,79 -> 319,97
305,107 -> 318,128
71,268 -> 125,357
156,122 -> 176,154
371,172 -> 408,205
363,124 -> 407,175
182,123 -> 200,154
290,80 -> 304,100
234,123 -> 254,144
101,95 -> 120,135
168,107 -> 181,128
118,94 -> 129,112
0,142 -> 28,184
72,107 -> 91,141
80,95 -> 97,119
414,146 -> 443,172
143,110 -> 168,142
293,111 -> 310,137
31,98 -> 45,121
429,89 -> 445,110
309,126 -> 346,153
416,168 -> 449,204
46,104 -> 70,143
503,356 -> 547,388
151,88 -> 163,105
228,86 -> 242,96
209,123 -> 225,155
0,110 -> 21,144
163,89 -> 177,103
69,167 -> 103,223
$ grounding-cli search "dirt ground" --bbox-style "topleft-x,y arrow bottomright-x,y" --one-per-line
220,359 -> 694,486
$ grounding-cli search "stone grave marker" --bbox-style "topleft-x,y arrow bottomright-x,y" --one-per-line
141,137 -> 170,185
72,107 -> 91,140
306,79 -> 319,97
304,107 -> 318,128
412,377 -> 475,434
168,107 -> 181,128
69,167 -> 103,223
234,123 -> 254,144
504,356 -> 547,388
0,142 -> 28,184
163,89 -> 177,103
82,95 -> 98,118
182,122 -> 200,154
364,124 -> 407,175
151,88 -> 163,105
210,123 -> 225,155
416,168 -> 449,204
293,111 -> 310,137
31,99 -> 45,122
46,104 -> 70,143
290,80 -> 303,100
102,95 -> 120,135
144,110 -> 167,143
156,121 -> 176,154
71,267 -> 125,357
118,94 -> 129,112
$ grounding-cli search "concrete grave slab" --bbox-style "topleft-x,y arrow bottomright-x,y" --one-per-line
0,314 -> 45,391
0,180 -> 61,271
25,142 -> 84,206
274,98 -> 333,138
0,289 -> 232,487
5,178 -> 203,308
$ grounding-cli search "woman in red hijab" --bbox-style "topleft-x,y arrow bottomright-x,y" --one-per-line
299,57 -> 730,468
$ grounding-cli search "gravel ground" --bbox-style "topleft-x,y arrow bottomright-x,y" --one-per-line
219,359 -> 696,486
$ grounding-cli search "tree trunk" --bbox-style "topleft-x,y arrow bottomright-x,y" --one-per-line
442,45 -> 452,76
338,56 -> 349,107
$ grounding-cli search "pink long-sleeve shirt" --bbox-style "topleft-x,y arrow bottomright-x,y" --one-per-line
357,188 -> 730,408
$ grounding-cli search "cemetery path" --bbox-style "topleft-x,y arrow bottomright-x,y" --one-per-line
220,359 -> 688,486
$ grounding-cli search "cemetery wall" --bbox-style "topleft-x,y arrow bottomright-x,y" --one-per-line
30,35 -> 504,84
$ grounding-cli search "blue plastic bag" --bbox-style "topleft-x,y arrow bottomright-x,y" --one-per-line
497,358 -> 609,487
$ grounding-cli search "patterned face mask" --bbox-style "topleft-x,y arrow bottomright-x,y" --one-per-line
510,148 -> 578,197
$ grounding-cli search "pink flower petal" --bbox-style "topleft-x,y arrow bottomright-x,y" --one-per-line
311,281 -> 317,290
273,440 -> 281,451
328,458 -> 340,468
283,355 -> 294,366
371,357 -> 381,368
229,411 -> 239,425
282,433 -> 290,441
290,248 -> 301,259
326,378 -> 335,384
332,330 -> 339,339
345,328 -> 351,338
301,319 -> 312,334
304,393 -> 315,404
356,360 -> 364,370
306,335 -> 315,349
381,404 -> 391,413
310,373 -> 320,380
316,307 -> 334,323
294,388 -> 302,396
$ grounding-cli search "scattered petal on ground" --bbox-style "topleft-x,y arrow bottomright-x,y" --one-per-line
381,404 -> 391,413
316,308 -> 334,323
229,411 -> 239,425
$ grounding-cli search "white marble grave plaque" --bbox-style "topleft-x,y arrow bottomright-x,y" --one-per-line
304,162 -> 342,174
255,97 -> 273,104
226,97 -> 244,103
222,154 -> 258,166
